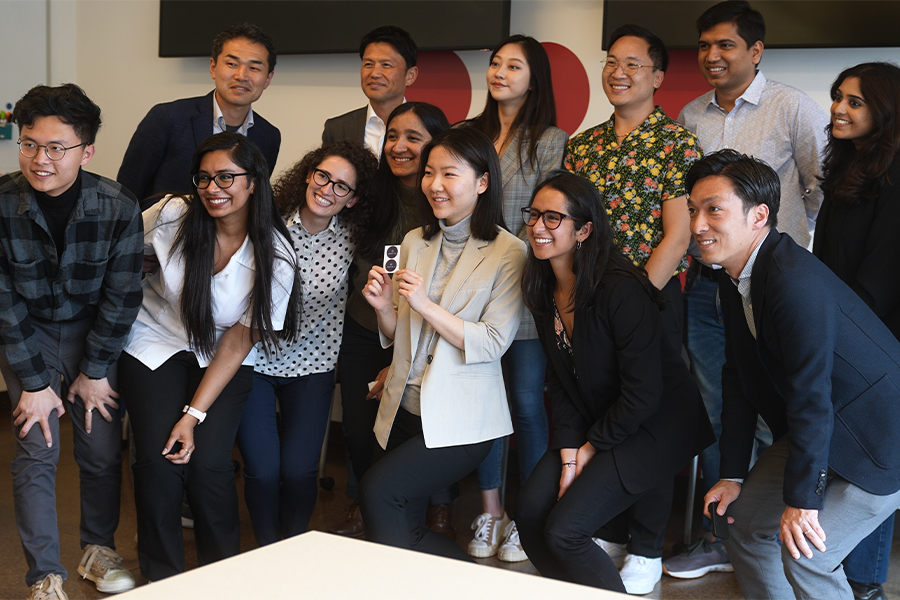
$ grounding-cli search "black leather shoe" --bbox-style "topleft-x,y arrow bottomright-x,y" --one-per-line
848,580 -> 887,600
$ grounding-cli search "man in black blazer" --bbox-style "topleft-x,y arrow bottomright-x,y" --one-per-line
117,23 -> 280,207
688,150 -> 900,599
321,25 -> 417,155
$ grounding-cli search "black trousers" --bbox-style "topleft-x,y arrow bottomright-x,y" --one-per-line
359,407 -> 492,561
516,450 -> 673,592
120,351 -> 253,581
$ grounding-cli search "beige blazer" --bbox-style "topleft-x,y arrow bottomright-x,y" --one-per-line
374,226 -> 527,449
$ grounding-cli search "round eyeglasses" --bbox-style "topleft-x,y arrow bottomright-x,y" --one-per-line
313,169 -> 355,198
522,207 -> 578,230
192,173 -> 251,189
602,59 -> 654,76
18,139 -> 86,161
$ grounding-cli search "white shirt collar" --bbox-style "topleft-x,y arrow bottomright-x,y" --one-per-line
711,71 -> 767,111
213,93 -> 255,135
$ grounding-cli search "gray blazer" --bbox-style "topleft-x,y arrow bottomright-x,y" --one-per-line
375,227 -> 527,449
322,106 -> 367,145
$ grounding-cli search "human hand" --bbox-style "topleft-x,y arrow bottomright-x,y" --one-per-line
366,366 -> 390,400
703,480 -> 742,522
395,269 -> 431,314
13,387 -> 65,447
558,448 -> 578,499
162,414 -> 196,464
363,266 -> 393,312
67,373 -> 120,434
781,506 -> 826,559
574,441 -> 597,478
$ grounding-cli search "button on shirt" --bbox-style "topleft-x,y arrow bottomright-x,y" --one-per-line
213,94 -> 255,136
124,196 -> 295,370
255,212 -> 355,377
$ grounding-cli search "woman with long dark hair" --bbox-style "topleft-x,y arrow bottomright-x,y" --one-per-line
461,33 -> 567,562
358,127 -> 526,560
814,61 -> 900,600
236,141 -> 378,546
329,103 -> 450,537
515,171 -> 711,592
119,132 -> 299,580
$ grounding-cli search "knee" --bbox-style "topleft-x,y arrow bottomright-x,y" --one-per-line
543,510 -> 583,554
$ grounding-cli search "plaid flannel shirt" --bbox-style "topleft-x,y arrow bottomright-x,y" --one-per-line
0,171 -> 143,391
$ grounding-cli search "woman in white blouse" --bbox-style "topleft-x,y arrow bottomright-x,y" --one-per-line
118,132 -> 299,581
236,141 -> 379,546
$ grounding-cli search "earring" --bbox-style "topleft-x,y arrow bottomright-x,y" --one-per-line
576,240 -> 583,250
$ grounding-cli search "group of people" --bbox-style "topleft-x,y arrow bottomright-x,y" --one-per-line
3,2 -> 900,600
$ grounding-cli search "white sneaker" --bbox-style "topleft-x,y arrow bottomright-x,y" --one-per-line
619,554 -> 662,595
592,537 -> 627,569
467,512 -> 510,558
498,520 -> 528,562
77,544 -> 136,594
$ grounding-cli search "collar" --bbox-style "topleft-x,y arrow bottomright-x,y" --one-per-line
711,71 -> 766,112
365,98 -> 407,126
605,106 -> 668,142
731,230 -> 770,298
287,209 -> 339,237
213,93 -> 254,135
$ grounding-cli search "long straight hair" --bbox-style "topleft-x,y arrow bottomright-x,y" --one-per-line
175,132 -> 300,358
417,128 -> 505,242
465,35 -> 557,167
521,171 -> 664,317
821,62 -> 900,207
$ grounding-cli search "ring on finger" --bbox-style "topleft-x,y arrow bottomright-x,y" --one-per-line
87,408 -> 93,414
803,528 -> 812,535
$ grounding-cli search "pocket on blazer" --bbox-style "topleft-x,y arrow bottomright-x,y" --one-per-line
835,374 -> 900,470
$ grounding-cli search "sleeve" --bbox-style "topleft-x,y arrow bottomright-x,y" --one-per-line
116,104 -> 171,203
461,238 -> 527,364
79,194 -> 145,378
790,94 -> 829,223
848,179 -> 900,321
0,258 -> 51,391
585,277 -> 666,451
662,129 -> 703,201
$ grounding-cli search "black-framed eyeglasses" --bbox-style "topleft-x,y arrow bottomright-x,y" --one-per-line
17,139 -> 86,161
602,59 -> 655,76
522,207 -> 578,230
313,169 -> 355,197
192,173 -> 251,189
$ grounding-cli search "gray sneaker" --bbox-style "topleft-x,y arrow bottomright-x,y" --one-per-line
27,574 -> 67,600
663,537 -> 733,579
77,545 -> 136,594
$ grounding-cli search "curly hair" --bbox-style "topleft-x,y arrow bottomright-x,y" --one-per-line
273,141 -> 381,256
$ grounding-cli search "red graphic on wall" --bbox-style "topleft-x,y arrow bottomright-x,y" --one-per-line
405,50 -> 472,124
543,42 -> 590,136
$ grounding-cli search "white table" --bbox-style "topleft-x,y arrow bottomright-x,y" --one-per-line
119,531 -> 622,599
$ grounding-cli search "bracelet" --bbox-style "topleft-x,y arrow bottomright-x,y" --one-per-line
182,405 -> 206,423
562,461 -> 577,467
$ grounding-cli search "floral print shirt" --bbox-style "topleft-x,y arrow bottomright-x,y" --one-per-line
565,107 -> 702,275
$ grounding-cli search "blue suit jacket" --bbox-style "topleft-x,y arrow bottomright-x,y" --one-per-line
719,231 -> 900,509
117,91 -> 280,207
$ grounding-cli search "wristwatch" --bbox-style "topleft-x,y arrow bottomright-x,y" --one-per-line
182,405 -> 207,423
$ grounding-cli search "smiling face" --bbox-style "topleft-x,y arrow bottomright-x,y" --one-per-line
421,145 -> 488,226
602,35 -> 663,111
384,111 -> 432,188
688,174 -> 770,277
487,42 -> 532,109
527,186 -> 592,269
360,42 -> 417,108
210,37 -> 274,115
831,76 -> 875,149
302,155 -> 358,229
697,21 -> 762,96
196,149 -> 255,226
18,115 -> 93,197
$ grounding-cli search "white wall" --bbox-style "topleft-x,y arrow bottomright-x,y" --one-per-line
1,0 -> 899,182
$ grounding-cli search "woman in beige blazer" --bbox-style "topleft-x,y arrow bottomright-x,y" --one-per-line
359,128 -> 526,560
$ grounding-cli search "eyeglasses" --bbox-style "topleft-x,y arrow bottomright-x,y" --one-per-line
602,59 -> 655,76
17,139 -> 86,161
313,169 -> 355,197
522,207 -> 579,230
192,173 -> 251,189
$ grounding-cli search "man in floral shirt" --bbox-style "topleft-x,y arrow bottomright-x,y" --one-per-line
564,24 -> 702,595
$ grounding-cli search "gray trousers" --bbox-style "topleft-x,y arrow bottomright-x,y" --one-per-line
0,318 -> 122,586
725,436 -> 900,600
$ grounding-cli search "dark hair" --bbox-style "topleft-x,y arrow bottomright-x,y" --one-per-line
371,103 -> 451,251
212,23 -> 277,73
359,25 -> 417,69
686,149 -> 780,228
465,35 -> 557,167
175,132 -> 299,358
821,62 -> 900,207
608,24 -> 669,72
522,171 -> 664,316
274,140 -> 381,257
12,83 -> 102,145
418,128 -> 505,242
697,0 -> 765,47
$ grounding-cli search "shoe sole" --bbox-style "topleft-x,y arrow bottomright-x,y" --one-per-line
498,548 -> 528,562
468,545 -> 499,558
77,566 -> 136,594
662,563 -> 734,579
623,582 -> 659,596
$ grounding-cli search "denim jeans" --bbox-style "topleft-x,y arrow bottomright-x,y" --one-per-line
476,338 -> 549,491
843,514 -> 893,584
236,371 -> 335,546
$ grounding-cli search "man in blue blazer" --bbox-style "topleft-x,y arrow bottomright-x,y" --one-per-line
688,150 -> 900,599
117,23 -> 280,207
